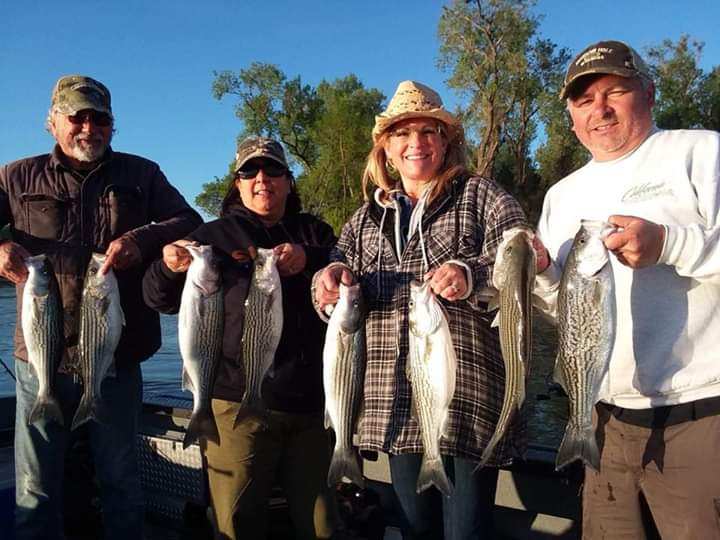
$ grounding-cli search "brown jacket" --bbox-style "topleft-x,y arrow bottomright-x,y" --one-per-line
0,146 -> 202,371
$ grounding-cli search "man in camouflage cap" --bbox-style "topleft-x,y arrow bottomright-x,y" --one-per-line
534,40 -> 720,538
51,75 -> 113,116
0,74 -> 202,539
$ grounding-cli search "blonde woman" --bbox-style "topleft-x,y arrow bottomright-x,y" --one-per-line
314,81 -> 529,539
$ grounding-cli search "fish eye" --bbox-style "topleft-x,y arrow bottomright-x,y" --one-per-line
408,300 -> 415,308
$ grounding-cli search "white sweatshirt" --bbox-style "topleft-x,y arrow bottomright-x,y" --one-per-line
536,129 -> 720,408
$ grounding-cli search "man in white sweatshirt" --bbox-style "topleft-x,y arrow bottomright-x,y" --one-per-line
535,40 -> 720,539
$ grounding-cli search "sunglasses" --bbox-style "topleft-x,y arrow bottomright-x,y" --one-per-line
236,163 -> 288,180
67,111 -> 113,127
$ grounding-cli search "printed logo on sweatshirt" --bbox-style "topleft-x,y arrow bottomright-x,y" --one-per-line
621,181 -> 675,203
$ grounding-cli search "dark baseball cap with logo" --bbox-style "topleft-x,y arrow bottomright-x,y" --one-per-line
234,136 -> 289,173
51,75 -> 112,116
560,40 -> 652,100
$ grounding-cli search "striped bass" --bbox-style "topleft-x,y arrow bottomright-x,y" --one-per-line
323,282 -> 366,487
555,220 -> 616,472
21,255 -> 64,427
72,253 -> 125,430
236,248 -> 283,422
479,227 -> 535,467
407,280 -> 457,496
179,244 -> 223,449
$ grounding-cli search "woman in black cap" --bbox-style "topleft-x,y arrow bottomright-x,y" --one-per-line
143,136 -> 338,540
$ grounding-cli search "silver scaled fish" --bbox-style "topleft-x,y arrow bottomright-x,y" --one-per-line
236,247 -> 283,423
179,244 -> 223,449
479,227 -> 536,467
407,280 -> 457,496
21,254 -> 64,426
323,282 -> 366,487
72,253 -> 125,430
555,220 -> 616,472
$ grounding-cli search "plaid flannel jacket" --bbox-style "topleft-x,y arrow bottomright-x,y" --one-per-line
329,175 -> 528,464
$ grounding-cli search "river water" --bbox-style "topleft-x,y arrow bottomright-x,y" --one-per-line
0,281 -> 568,448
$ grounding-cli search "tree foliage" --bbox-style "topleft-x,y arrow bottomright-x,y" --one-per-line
646,35 -> 720,131
195,162 -> 234,218
198,10 -> 719,227
200,66 -> 384,231
298,76 -> 384,229
438,0 -> 572,218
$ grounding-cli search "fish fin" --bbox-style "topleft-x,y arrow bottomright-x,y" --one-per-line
181,368 -> 193,393
28,394 -> 64,427
324,409 -> 332,430
552,356 -> 568,394
476,437 -> 499,472
486,292 -> 500,313
591,278 -> 607,306
106,362 -> 117,379
234,395 -> 265,428
517,373 -> 527,407
183,407 -> 220,449
96,296 -> 110,317
71,394 -> 107,431
490,311 -> 500,328
409,392 -> 419,424
327,447 -> 365,488
555,421 -> 600,472
416,456 -> 453,497
531,294 -> 552,313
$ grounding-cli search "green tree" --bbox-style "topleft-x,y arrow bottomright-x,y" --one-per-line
199,66 -> 384,230
533,77 -> 588,218
298,76 -> 384,230
646,35 -> 705,129
195,162 -> 234,217
699,66 -> 720,130
438,0 -> 570,217
645,35 -> 720,131
212,63 -> 323,168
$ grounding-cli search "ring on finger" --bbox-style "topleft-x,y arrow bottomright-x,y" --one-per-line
449,283 -> 459,293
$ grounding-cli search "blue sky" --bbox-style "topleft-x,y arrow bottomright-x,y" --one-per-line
2,1 -> 718,217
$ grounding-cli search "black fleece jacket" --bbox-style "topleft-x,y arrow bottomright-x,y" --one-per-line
142,201 -> 336,413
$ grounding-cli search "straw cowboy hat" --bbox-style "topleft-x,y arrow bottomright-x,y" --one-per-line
372,80 -> 461,142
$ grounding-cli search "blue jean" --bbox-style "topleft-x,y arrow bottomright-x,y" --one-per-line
14,359 -> 144,540
389,453 -> 499,540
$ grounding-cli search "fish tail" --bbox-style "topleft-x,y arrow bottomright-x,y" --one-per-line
71,394 -> 104,431
416,455 -> 453,497
475,435 -> 501,472
28,394 -> 64,427
233,394 -> 265,428
555,422 -> 600,472
183,407 -> 220,449
327,446 -> 365,488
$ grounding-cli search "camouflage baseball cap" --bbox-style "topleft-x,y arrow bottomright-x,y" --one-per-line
234,136 -> 288,173
51,75 -> 112,116
560,40 -> 652,99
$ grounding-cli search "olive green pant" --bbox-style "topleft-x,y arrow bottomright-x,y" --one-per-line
203,399 -> 337,540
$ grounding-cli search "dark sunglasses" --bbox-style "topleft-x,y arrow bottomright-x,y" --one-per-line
67,111 -> 113,127
236,163 -> 288,180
